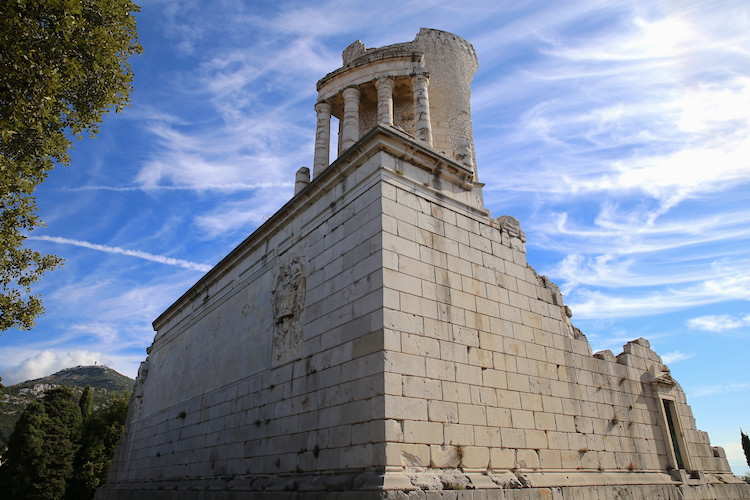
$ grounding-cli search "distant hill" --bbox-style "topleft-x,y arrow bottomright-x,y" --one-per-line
0,365 -> 135,451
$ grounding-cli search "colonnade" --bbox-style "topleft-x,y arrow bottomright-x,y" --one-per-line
313,74 -> 433,177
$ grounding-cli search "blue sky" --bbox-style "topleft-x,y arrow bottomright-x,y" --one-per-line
2,0 -> 749,474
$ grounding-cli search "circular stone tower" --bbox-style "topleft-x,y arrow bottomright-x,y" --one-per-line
312,28 -> 479,179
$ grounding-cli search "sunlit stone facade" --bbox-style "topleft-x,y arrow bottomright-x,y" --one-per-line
98,29 -> 749,500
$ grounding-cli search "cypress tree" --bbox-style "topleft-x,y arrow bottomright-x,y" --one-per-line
742,429 -> 750,469
79,386 -> 93,424
0,387 -> 82,500
0,400 -> 49,498
66,391 -> 132,500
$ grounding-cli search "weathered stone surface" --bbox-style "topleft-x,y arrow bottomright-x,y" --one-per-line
97,29 -> 750,500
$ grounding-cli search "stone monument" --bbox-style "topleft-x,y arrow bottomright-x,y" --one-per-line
97,29 -> 750,499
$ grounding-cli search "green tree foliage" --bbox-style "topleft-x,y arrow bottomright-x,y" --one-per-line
0,399 -> 48,497
0,0 -> 142,330
742,429 -> 750,469
78,385 -> 93,423
0,387 -> 82,500
66,391 -> 131,499
0,386 -> 131,499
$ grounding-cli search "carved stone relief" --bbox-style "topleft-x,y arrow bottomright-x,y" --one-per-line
271,255 -> 306,364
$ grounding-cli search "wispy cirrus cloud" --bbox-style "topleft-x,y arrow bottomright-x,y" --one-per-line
568,263 -> 750,319
687,313 -> 750,333
688,383 -> 750,399
61,182 -> 292,192
661,351 -> 694,364
28,235 -> 212,272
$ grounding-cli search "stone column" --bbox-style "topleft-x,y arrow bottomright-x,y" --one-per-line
312,101 -> 332,177
375,76 -> 395,126
412,74 -> 433,145
340,87 -> 361,151
294,167 -> 310,195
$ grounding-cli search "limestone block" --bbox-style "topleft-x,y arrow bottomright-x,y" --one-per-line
536,449 -> 562,470
474,425 -> 503,447
385,395 -> 428,421
496,389 -> 523,412
398,255 -> 436,282
490,448 -> 516,470
482,369 -> 508,389
458,403 -> 487,426
385,419 -> 404,442
461,446 -> 490,468
487,407 -> 512,427
425,357 -> 455,381
504,339 -> 527,359
511,409 -> 536,430
560,450 -> 582,470
470,386 -> 498,407
516,449 -> 541,470
404,420 -> 444,444
430,445 -> 462,468
384,310 -> 425,336
501,428 -> 526,448
428,400 -> 459,423
442,381 -> 472,404
444,423 -> 475,445
447,254 -> 474,278
386,443 -> 432,468
546,431 -> 568,451
401,332 -> 440,358
534,412 -> 556,431
455,363 -> 482,385
495,352 -> 515,373
520,393 -> 543,412
525,429 -> 548,449
526,344 -> 547,363
382,197 -> 418,225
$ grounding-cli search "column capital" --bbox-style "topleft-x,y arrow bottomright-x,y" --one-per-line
342,86 -> 361,100
375,76 -> 395,90
314,101 -> 332,114
413,73 -> 430,86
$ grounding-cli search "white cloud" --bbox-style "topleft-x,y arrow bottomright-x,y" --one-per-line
62,182 -> 292,192
660,351 -> 694,364
688,383 -> 750,399
687,313 -> 750,332
3,350 -> 112,385
566,263 -> 750,319
29,235 -> 212,272
69,323 -> 121,343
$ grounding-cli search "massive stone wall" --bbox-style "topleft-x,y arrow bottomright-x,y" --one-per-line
102,134 -> 396,495
376,151 -> 736,488
99,25 -> 750,498
99,127 -> 748,499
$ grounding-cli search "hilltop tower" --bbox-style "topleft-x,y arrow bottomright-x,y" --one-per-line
98,29 -> 749,499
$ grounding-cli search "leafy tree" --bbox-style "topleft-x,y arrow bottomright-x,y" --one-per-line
78,385 -> 93,423
0,399 -> 48,498
0,386 -> 82,500
66,391 -> 131,499
0,0 -> 142,330
742,429 -> 750,469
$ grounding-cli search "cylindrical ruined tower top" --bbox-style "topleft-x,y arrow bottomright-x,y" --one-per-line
411,28 -> 478,171
313,28 -> 479,178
